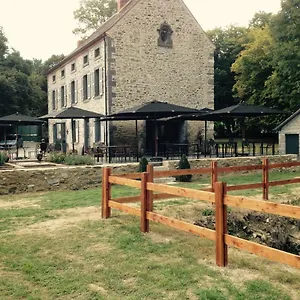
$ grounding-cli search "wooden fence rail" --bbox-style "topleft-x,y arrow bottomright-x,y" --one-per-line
101,160 -> 300,269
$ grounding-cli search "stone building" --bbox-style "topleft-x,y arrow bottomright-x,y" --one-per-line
275,108 -> 300,155
47,0 -> 214,153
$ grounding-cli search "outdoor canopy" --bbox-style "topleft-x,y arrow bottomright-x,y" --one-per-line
102,100 -> 200,156
0,113 -> 45,158
39,107 -> 104,153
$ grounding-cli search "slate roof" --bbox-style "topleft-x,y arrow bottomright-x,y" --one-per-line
274,108 -> 300,131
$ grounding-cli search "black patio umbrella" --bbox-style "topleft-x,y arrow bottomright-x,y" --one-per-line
102,101 -> 200,156
0,113 -> 44,158
40,107 -> 104,153
207,102 -> 286,140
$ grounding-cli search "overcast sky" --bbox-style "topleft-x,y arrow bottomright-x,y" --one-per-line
0,0 -> 282,61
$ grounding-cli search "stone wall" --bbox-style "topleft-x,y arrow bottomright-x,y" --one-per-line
107,0 -> 215,144
0,163 -> 138,195
0,155 -> 298,195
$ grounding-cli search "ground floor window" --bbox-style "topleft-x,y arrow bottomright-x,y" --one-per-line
95,118 -> 101,142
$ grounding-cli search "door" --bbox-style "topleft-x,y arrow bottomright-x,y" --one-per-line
285,134 -> 299,154
84,119 -> 90,151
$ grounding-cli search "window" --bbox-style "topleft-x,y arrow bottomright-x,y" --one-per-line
71,80 -> 76,104
52,75 -> 56,83
83,55 -> 89,65
94,69 -> 100,96
60,86 -> 65,107
71,63 -> 76,72
52,90 -> 56,110
94,47 -> 100,58
72,120 -> 78,142
95,118 -> 101,142
83,75 -> 88,100
61,69 -> 65,78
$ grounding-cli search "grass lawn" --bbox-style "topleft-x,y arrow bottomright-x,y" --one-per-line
0,170 -> 300,299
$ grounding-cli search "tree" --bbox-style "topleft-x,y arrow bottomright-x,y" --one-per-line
73,0 -> 117,38
249,11 -> 274,28
0,26 -> 8,58
266,0 -> 300,113
42,54 -> 65,74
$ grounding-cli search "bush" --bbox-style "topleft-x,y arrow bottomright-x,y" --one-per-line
64,154 -> 94,165
47,152 -> 95,165
47,152 -> 66,164
138,156 -> 148,172
0,151 -> 9,166
176,154 -> 192,182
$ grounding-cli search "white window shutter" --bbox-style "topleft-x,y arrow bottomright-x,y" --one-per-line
91,72 -> 95,97
100,67 -> 104,95
88,73 -> 91,99
64,85 -> 67,107
56,89 -> 59,109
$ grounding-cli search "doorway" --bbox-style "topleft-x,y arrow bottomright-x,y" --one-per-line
285,134 -> 299,155
84,119 -> 90,151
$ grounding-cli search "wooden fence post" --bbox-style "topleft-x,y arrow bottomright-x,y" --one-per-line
211,161 -> 218,192
215,182 -> 228,267
141,172 -> 149,233
102,168 -> 111,219
263,158 -> 269,200
146,164 -> 154,211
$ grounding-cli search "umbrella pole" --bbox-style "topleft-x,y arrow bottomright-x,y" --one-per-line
154,119 -> 158,157
16,125 -> 19,159
135,120 -> 139,162
204,120 -> 207,157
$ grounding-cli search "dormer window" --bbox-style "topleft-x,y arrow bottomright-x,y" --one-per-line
158,22 -> 173,48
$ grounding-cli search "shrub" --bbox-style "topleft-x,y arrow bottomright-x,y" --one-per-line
0,151 -> 9,166
47,152 -> 66,164
138,156 -> 148,172
176,154 -> 192,182
64,154 -> 94,165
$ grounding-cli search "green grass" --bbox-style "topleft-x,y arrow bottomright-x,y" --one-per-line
0,169 -> 299,299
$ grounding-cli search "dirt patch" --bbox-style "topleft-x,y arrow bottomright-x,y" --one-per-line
0,199 -> 42,209
148,232 -> 174,244
15,206 -> 101,235
195,211 -> 300,255
88,283 -> 108,296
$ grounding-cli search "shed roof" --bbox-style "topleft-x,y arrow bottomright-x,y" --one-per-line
274,108 -> 300,131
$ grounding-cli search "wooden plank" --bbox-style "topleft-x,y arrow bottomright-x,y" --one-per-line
218,165 -> 263,173
211,161 -> 218,192
215,182 -> 228,267
112,195 -> 140,203
269,178 -> 300,187
153,193 -> 183,200
262,158 -> 269,200
225,234 -> 300,269
147,212 -> 216,241
147,182 -> 215,203
117,172 -> 142,179
224,194 -> 300,219
140,173 -> 149,233
109,201 -> 141,217
269,161 -> 300,169
226,182 -> 263,192
154,167 -> 211,178
147,164 -> 154,211
102,168 -> 111,219
109,176 -> 141,188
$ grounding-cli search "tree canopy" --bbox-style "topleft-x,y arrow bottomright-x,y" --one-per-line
73,0 -> 117,38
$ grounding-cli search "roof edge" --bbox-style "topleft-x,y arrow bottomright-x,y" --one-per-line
274,108 -> 300,131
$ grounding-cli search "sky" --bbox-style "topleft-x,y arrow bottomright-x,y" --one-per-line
0,0 -> 282,61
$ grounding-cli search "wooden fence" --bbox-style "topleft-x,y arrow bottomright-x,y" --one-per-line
101,161 -> 300,269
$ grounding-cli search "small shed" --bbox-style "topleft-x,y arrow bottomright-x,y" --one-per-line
275,108 -> 300,155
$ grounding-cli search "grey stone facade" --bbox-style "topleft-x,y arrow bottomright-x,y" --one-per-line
47,0 -> 214,152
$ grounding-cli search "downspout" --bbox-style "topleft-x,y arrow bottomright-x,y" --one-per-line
104,34 -> 109,147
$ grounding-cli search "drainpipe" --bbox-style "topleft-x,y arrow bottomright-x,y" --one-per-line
104,34 -> 109,147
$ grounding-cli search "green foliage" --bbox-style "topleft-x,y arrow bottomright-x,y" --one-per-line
46,152 -> 66,164
0,151 -> 9,166
46,152 -> 94,165
138,156 -> 148,172
176,155 -> 192,182
73,0 -> 117,38
64,154 -> 94,165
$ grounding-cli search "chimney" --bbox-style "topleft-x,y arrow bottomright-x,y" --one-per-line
118,0 -> 130,11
